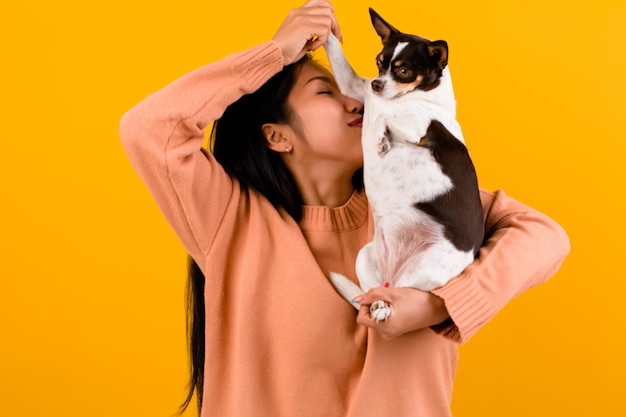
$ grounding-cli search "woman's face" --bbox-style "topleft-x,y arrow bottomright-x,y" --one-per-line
285,62 -> 364,172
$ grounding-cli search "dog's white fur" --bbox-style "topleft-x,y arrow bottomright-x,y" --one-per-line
325,33 -> 474,321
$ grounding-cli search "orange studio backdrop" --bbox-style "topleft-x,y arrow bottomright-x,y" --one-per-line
1,0 -> 624,416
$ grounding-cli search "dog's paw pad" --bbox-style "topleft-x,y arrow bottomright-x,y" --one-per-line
370,300 -> 391,322
377,137 -> 391,155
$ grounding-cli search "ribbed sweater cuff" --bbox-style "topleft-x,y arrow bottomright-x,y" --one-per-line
230,40 -> 284,93
430,273 -> 496,344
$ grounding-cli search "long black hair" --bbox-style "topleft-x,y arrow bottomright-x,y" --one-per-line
178,56 -> 308,416
178,56 -> 364,415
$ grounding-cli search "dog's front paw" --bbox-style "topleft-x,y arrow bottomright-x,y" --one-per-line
370,300 -> 391,322
377,126 -> 392,156
378,137 -> 390,155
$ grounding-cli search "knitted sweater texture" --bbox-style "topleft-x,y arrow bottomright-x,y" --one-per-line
120,41 -> 570,417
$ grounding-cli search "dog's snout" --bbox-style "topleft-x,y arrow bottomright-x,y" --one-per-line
371,79 -> 385,92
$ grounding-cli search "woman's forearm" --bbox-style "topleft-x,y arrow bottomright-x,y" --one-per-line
431,189 -> 570,343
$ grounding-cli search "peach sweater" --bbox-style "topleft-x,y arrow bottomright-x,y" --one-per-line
120,41 -> 570,417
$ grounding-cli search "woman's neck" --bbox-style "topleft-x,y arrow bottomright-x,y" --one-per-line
299,180 -> 355,207
286,162 -> 356,207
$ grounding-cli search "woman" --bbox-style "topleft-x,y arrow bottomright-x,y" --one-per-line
119,1 -> 570,416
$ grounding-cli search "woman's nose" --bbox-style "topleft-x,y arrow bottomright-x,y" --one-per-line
345,97 -> 364,114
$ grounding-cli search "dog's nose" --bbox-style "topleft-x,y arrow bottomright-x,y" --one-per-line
371,79 -> 385,92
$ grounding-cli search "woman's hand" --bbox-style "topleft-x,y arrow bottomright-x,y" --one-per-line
271,0 -> 342,65
354,286 -> 450,340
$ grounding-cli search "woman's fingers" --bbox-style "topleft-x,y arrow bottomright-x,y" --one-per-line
354,287 -> 450,340
272,1 -> 341,64
301,0 -> 342,41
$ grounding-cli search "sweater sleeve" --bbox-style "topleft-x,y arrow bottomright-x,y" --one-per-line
119,42 -> 284,261
430,189 -> 570,344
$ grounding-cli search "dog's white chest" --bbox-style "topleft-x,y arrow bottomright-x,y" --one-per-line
360,93 -> 453,213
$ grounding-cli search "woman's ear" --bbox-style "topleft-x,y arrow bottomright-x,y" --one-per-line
262,123 -> 293,154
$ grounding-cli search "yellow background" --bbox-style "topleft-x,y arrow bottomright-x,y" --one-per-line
1,0 -> 624,416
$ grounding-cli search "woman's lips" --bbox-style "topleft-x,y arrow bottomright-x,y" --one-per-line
349,117 -> 363,127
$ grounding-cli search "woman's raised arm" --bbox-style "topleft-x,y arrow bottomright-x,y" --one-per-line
119,42 -> 284,261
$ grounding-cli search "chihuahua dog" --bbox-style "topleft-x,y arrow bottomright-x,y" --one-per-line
325,9 -> 484,322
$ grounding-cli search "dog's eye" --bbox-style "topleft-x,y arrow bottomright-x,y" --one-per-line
376,58 -> 383,67
395,67 -> 413,78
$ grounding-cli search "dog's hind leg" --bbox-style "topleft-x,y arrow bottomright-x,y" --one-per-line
394,243 -> 474,292
329,242 -> 384,311
323,33 -> 368,102
355,242 -> 384,292
355,242 -> 393,322
328,272 -> 364,310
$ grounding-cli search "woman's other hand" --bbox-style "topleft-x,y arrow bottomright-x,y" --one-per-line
271,0 -> 342,65
354,286 -> 450,340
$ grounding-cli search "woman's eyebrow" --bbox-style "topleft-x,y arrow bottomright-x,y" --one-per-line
304,75 -> 335,86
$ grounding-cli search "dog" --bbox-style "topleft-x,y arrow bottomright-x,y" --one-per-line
325,9 -> 484,322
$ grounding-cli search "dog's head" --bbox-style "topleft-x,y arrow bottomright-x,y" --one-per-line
369,8 -> 448,99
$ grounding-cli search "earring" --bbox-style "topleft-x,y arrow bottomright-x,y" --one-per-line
285,147 -> 291,155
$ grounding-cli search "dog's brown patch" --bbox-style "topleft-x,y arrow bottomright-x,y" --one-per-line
414,121 -> 484,253
376,53 -> 385,71
395,75 -> 424,94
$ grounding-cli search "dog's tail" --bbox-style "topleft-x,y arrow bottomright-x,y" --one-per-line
329,272 -> 363,310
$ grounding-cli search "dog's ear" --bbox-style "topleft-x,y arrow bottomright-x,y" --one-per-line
369,8 -> 400,45
428,41 -> 449,69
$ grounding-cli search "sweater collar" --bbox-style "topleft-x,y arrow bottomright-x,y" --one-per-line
299,190 -> 369,232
